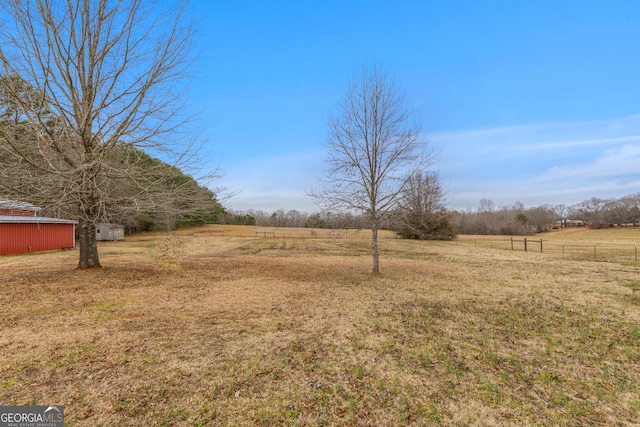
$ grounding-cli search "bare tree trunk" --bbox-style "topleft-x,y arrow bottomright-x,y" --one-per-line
78,174 -> 101,268
371,226 -> 380,274
78,219 -> 100,269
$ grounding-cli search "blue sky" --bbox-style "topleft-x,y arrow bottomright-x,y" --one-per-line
186,1 -> 640,212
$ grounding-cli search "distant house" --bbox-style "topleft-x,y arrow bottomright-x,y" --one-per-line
553,219 -> 586,228
96,223 -> 124,241
0,200 -> 77,255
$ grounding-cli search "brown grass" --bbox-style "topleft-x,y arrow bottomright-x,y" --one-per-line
1,225 -> 639,426
456,227 -> 640,263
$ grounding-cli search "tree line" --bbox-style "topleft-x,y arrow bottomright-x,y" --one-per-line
223,209 -> 362,229
452,194 -> 640,235
227,191 -> 640,239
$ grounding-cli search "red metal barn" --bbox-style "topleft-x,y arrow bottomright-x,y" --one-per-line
0,216 -> 77,255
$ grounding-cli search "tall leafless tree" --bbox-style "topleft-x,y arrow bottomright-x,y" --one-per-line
0,0 -> 198,268
311,65 -> 431,273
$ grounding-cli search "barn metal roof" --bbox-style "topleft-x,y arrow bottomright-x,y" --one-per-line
0,200 -> 42,211
0,215 -> 77,224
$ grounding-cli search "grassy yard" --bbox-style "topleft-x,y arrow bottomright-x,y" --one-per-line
0,225 -> 639,426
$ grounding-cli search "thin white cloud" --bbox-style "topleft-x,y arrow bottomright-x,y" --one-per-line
516,135 -> 640,152
434,114 -> 640,154
435,114 -> 640,210
541,144 -> 640,180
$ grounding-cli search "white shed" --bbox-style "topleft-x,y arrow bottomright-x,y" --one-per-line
96,223 -> 125,241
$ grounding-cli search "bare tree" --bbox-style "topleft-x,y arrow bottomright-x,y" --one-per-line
526,204 -> 555,232
0,0 -> 197,268
553,204 -> 569,227
613,194 -> 640,225
574,197 -> 610,228
310,65 -> 431,273
395,172 -> 454,240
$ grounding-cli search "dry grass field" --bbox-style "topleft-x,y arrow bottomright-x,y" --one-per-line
1,225 -> 639,426
457,227 -> 640,263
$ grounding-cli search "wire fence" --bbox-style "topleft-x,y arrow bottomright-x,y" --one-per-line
455,237 -> 640,263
